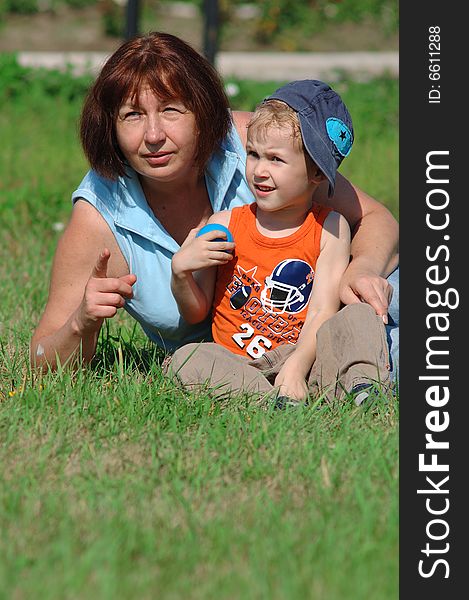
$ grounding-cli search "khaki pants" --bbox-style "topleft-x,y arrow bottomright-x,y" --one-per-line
165,304 -> 391,402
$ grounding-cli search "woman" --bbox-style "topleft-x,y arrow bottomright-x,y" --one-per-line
30,31 -> 399,372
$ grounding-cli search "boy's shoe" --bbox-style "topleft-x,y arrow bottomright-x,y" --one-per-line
351,382 -> 398,406
350,383 -> 375,406
274,395 -> 304,410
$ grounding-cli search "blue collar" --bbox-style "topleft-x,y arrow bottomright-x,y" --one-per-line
112,147 -> 240,253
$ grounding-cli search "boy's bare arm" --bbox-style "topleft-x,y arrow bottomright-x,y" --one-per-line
274,211 -> 351,399
171,212 -> 235,324
314,173 -> 398,316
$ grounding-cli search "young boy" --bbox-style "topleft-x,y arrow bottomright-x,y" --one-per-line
169,80 -> 382,404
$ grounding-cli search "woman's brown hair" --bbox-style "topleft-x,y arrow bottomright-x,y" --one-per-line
80,32 -> 231,179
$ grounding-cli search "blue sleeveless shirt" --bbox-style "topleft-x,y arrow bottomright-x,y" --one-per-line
71,124 -> 254,352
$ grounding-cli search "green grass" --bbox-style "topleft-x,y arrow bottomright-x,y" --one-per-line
0,62 -> 398,599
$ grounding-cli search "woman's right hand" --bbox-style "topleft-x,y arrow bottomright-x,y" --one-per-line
31,200 -> 138,370
73,248 -> 137,335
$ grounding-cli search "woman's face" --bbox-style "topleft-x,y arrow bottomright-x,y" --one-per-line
115,86 -> 199,184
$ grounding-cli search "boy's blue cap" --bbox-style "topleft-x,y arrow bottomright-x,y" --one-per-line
267,79 -> 354,197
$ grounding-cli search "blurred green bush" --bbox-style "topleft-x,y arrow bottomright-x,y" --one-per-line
254,0 -> 398,49
0,53 -> 94,100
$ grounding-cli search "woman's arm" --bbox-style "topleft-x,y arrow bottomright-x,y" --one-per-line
274,211 -> 351,400
234,111 -> 398,317
171,211 -> 235,324
314,172 -> 398,317
30,200 -> 136,370
232,111 -> 252,147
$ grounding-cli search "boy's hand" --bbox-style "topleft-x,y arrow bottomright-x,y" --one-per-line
172,227 -> 235,276
274,360 -> 309,401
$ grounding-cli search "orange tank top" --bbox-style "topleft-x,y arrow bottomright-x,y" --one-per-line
212,202 -> 332,359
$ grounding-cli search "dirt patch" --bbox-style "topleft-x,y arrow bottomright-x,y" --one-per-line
0,5 -> 397,53
0,7 -> 121,53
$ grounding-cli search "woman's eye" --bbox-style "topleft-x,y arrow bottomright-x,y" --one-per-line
163,106 -> 184,114
121,111 -> 140,121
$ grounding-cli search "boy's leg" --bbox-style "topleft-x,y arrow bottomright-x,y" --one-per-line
246,344 -> 296,381
308,303 -> 391,401
165,342 -> 274,399
247,344 -> 300,408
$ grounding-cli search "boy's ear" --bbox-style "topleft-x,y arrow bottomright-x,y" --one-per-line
309,166 -> 326,185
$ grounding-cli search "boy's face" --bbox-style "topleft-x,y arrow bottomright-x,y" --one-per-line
245,124 -> 318,213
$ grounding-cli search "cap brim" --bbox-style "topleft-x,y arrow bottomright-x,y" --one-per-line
297,115 -> 336,197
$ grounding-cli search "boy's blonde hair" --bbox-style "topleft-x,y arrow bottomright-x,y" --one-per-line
247,100 -> 304,152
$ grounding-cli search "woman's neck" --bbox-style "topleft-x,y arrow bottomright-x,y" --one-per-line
139,174 -> 213,245
140,172 -> 201,208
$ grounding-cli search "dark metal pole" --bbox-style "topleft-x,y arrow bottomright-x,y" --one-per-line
203,0 -> 219,66
125,0 -> 141,40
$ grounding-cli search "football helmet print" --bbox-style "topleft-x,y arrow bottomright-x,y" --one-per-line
230,285 -> 252,310
261,259 -> 314,314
